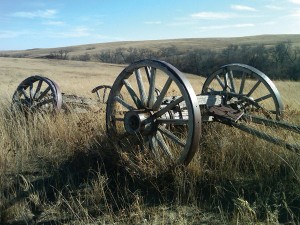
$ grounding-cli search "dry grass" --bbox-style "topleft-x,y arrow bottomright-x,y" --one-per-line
0,58 -> 299,224
0,57 -> 124,98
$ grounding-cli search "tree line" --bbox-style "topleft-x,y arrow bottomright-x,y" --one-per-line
78,41 -> 299,80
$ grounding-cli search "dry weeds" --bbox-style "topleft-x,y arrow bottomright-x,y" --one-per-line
0,58 -> 299,224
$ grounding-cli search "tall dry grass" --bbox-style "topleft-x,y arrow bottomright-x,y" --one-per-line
0,58 -> 299,224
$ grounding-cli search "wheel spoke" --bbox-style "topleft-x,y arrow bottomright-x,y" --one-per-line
156,131 -> 173,159
33,80 -> 43,99
147,67 -> 157,107
114,96 -> 136,110
216,75 -> 226,90
102,89 -> 106,103
135,69 -> 147,106
149,134 -> 159,157
239,72 -> 246,94
21,88 -> 30,100
247,80 -> 261,97
145,66 -> 151,83
153,77 -> 172,110
224,72 -> 229,91
152,96 -> 184,118
158,126 -> 186,147
123,79 -> 143,108
29,83 -> 34,99
37,86 -> 51,101
95,90 -> 100,99
102,87 -> 108,103
255,94 -> 272,103
228,70 -> 236,92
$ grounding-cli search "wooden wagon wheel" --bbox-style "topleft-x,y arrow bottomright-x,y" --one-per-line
202,64 -> 284,120
12,76 -> 62,113
106,59 -> 201,165
91,85 -> 114,104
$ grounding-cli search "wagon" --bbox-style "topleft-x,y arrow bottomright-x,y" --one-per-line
11,59 -> 300,165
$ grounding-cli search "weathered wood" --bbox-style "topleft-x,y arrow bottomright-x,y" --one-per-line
162,95 -> 222,108
62,94 -> 103,113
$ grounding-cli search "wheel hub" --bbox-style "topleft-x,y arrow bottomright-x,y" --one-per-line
124,110 -> 155,135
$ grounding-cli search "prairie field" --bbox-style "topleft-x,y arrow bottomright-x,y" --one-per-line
0,57 -> 299,224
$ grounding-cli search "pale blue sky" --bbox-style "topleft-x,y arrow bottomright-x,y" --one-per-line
1,0 -> 300,50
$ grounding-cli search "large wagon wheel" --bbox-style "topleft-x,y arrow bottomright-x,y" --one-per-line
106,59 -> 201,165
202,64 -> 284,120
12,76 -> 62,113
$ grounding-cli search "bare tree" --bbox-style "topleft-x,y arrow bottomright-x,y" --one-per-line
49,49 -> 70,60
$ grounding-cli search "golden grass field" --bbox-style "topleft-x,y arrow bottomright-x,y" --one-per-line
0,57 -> 299,224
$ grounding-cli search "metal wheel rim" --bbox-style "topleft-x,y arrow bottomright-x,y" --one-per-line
106,59 -> 201,165
12,75 -> 62,113
202,63 -> 284,120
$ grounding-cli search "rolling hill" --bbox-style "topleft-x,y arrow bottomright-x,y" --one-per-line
1,34 -> 300,59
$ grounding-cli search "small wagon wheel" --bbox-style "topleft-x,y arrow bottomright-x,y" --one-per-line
106,59 -> 201,165
202,64 -> 284,120
12,76 -> 62,113
91,85 -> 114,104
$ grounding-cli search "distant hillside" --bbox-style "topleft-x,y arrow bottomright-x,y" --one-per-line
1,34 -> 300,80
1,34 -> 300,58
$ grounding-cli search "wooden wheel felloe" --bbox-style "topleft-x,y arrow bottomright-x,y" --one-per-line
12,76 -> 62,113
106,59 -> 201,165
202,64 -> 284,120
